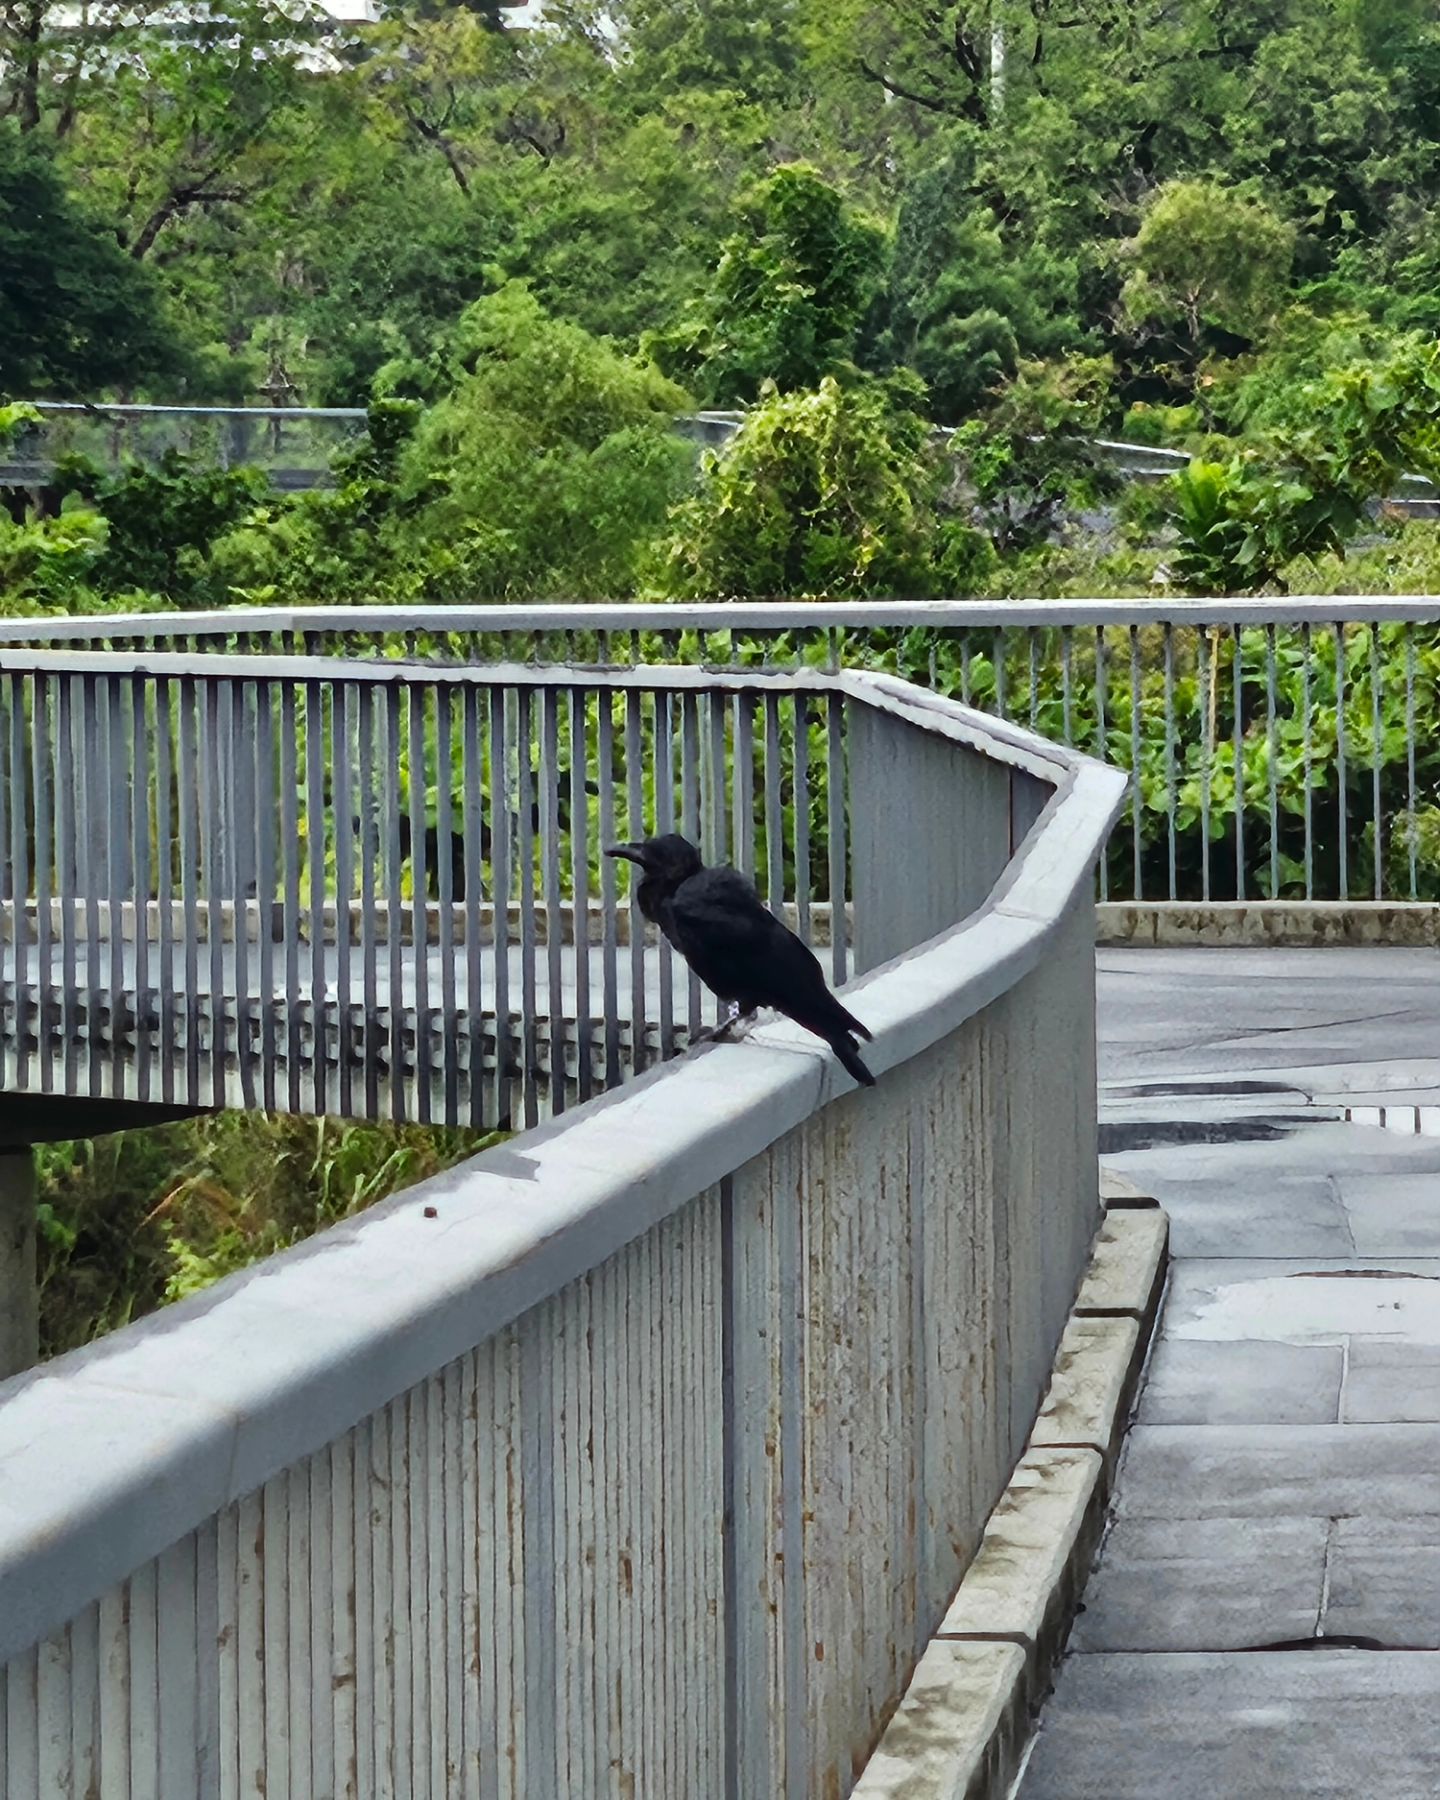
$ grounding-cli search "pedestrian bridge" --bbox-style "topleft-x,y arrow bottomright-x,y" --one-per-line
0,625 -> 1124,1800
0,599 -> 1433,1799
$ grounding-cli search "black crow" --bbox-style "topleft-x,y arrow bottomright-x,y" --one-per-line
606,832 -> 875,1087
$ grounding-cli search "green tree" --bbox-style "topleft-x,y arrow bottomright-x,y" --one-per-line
401,284 -> 692,598
0,127 -> 184,395
654,164 -> 887,405
1123,181 -> 1296,358
664,374 -> 945,597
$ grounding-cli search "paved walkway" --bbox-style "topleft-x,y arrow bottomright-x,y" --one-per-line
1020,948 -> 1440,1798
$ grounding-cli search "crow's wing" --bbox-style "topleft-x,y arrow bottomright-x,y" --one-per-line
665,866 -> 831,1012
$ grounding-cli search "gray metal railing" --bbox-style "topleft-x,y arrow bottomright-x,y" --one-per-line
1,404 -> 367,491
0,681 -> 1122,1800
0,650 -> 1058,1129
4,598 -> 1436,906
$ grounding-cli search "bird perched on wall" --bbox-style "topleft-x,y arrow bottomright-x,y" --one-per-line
605,833 -> 875,1087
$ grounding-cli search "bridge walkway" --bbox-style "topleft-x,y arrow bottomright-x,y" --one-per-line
1021,947 -> 1440,1797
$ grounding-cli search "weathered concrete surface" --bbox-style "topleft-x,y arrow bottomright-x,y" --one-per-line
1020,948 -> 1440,1797
1073,1205 -> 1168,1322
849,1642 -> 1027,1800
1022,1651 -> 1440,1798
1097,900 -> 1440,948
938,1446 -> 1103,1666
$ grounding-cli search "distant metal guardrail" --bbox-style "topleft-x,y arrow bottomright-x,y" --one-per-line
4,597 -> 1436,906
0,667 -> 1122,1799
24,403 -> 1428,503
0,404 -> 368,491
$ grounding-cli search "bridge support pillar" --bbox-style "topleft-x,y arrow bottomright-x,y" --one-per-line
0,1148 -> 37,1380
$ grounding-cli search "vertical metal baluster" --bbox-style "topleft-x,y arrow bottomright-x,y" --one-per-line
569,686 -> 593,1106
734,694 -> 756,881
57,675 -> 81,1097
280,680 -> 302,1114
230,680 -> 256,1112
383,682 -> 406,1122
33,675 -> 53,1095
1163,624 -> 1177,900
105,675 -> 130,1101
1094,626 -> 1109,903
154,678 -> 173,1106
1301,624 -> 1314,902
201,678 -> 227,1109
0,678 -> 12,936
1061,626 -> 1074,746
960,637 -> 973,707
706,689 -> 727,867
1199,627 -> 1212,903
655,692 -> 676,1060
1028,631 -> 1040,732
827,693 -> 848,986
516,687 -> 539,1126
597,688 -> 620,1089
993,628 -> 1007,719
1266,625 -> 1280,901
408,680 -> 431,1125
1370,621 -> 1384,900
539,686 -> 564,1115
256,679 -> 278,1114
763,689 -> 784,954
487,686 -> 512,1127
84,674 -> 106,1099
333,681 -> 355,1119
792,693 -> 811,949
1232,624 -> 1245,901
1406,625 -> 1418,901
1129,626 -> 1143,900
625,688 -> 646,1077
1336,622 -> 1348,902
306,678 -> 329,1118
435,683 -> 457,1126
9,675 -> 30,1091
681,690 -> 703,1035
179,677 -> 202,1106
461,684 -> 484,1126
131,677 -> 151,1106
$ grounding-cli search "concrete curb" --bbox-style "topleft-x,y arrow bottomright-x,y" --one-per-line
851,1202 -> 1169,1800
1097,901 -> 1440,948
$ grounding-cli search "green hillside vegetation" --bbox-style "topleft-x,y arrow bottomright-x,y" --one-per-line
6,0 -> 1440,603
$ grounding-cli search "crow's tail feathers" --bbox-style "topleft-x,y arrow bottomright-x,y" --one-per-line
831,1032 -> 876,1088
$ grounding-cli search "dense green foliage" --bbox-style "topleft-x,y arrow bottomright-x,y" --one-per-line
7,0 -> 1440,602
35,1114 -> 495,1356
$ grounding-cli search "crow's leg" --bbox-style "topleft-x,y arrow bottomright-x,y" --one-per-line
691,1002 -> 756,1047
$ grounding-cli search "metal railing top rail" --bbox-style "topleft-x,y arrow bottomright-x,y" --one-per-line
0,684 -> 1124,1672
22,401 -> 368,421
3,595 -> 1440,643
0,645 -> 1077,783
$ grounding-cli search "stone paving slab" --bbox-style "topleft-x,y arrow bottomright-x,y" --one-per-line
1021,1650 -> 1440,1799
1344,1339 -> 1440,1422
1068,1516 -> 1329,1652
1161,1258 -> 1440,1346
1083,1165 -> 1352,1259
1339,1170 -> 1440,1256
1136,1338 -> 1344,1425
1324,1516 -> 1440,1649
1114,1423 -> 1440,1522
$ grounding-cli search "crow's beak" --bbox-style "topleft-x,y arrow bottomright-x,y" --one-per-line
605,842 -> 646,867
